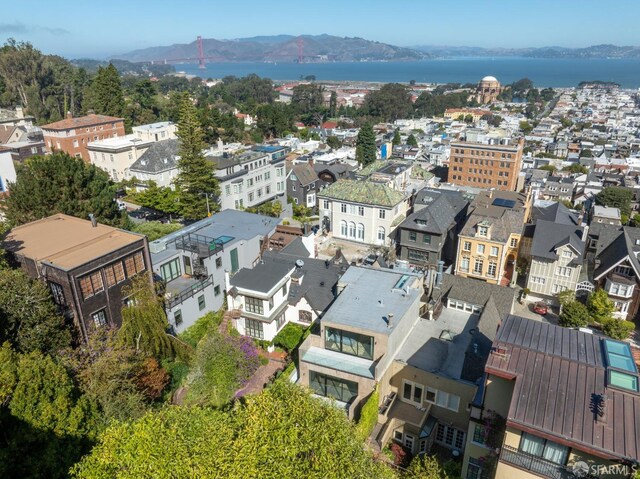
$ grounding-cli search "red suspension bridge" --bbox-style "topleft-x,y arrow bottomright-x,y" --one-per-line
149,36 -> 306,69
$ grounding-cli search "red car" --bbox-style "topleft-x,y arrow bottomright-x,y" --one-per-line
533,302 -> 549,315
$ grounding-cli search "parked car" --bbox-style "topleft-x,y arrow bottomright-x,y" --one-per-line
533,301 -> 549,315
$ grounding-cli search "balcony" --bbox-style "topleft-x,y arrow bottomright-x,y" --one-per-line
500,445 -> 598,479
171,232 -> 224,259
165,275 -> 214,310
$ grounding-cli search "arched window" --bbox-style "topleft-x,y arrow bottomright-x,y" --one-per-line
377,226 -> 386,243
340,220 -> 347,237
348,222 -> 356,238
357,223 -> 365,241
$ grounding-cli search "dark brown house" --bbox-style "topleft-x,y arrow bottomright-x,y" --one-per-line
4,214 -> 151,340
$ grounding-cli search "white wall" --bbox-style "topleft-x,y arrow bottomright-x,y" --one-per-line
0,151 -> 16,192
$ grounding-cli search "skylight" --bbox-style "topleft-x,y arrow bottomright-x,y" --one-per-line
492,198 -> 516,209
604,339 -> 638,373
609,370 -> 639,392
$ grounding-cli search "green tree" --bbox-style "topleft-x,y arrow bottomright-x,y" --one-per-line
174,93 -> 219,221
72,382 -> 395,479
129,182 -> 182,217
595,187 -> 632,218
559,301 -> 589,328
131,221 -> 183,241
0,268 -> 72,354
519,121 -> 533,134
326,135 -> 342,149
581,148 -> 593,157
83,64 -> 124,118
562,163 -> 588,174
586,289 -> 615,324
407,133 -> 418,147
404,454 -> 448,478
363,83 -> 413,121
329,90 -> 337,117
538,164 -> 557,174
601,318 -> 635,340
356,123 -> 376,166
5,152 -> 122,227
256,102 -> 294,138
392,129 -> 402,146
291,83 -> 324,117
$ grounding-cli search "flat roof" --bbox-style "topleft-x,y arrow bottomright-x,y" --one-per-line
4,214 -> 143,271
88,134 -> 152,150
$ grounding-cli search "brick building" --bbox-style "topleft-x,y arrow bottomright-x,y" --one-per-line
42,113 -> 125,162
4,214 -> 151,341
448,138 -> 524,191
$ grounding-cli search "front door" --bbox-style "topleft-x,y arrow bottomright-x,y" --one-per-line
183,255 -> 192,276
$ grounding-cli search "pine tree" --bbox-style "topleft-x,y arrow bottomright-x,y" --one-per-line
355,123 -> 376,166
84,64 -> 124,117
392,129 -> 401,146
174,93 -> 219,221
329,91 -> 337,117
407,133 -> 418,147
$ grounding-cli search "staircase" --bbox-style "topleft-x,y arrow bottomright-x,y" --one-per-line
219,308 -> 241,334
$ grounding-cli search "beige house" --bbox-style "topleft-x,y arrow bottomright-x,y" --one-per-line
318,180 -> 410,247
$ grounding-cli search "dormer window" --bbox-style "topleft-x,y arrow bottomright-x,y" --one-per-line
478,225 -> 488,237
615,265 -> 633,277
562,250 -> 572,259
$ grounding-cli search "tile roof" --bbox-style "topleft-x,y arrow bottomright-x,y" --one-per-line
486,315 -> 640,462
41,114 -> 123,131
318,180 -> 407,207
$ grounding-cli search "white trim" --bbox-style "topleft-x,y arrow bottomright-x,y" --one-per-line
595,255 -> 640,280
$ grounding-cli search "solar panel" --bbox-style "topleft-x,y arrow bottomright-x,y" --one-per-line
492,198 -> 516,209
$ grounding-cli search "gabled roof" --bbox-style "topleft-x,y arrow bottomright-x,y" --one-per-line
397,192 -> 468,235
318,180 -> 407,207
594,226 -> 640,279
531,201 -> 579,226
289,162 -> 319,187
530,220 -> 585,265
129,139 -> 179,174
435,274 -> 516,320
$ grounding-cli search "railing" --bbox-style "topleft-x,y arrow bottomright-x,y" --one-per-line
500,445 -> 598,479
171,233 -> 223,259
166,275 -> 214,310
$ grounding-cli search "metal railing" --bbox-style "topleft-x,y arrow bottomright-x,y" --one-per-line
171,233 -> 223,259
166,275 -> 214,310
500,445 -> 598,479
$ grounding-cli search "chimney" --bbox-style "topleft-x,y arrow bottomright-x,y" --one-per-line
218,139 -> 223,152
387,313 -> 394,328
67,111 -> 73,119
436,260 -> 444,286
88,213 -> 97,227
309,157 -> 314,167
15,106 -> 24,119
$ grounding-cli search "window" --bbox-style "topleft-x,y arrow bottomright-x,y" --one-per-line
245,318 -> 264,339
358,206 -> 365,216
460,257 -> 470,272
615,265 -> 632,276
473,259 -> 483,274
104,261 -> 126,287
394,430 -> 404,441
409,231 -> 417,242
510,237 -> 518,248
357,223 -> 365,241
340,220 -> 347,237
477,244 -> 485,254
487,262 -> 497,277
467,458 -> 487,479
49,282 -> 66,306
92,309 -> 107,328
325,327 -> 374,360
419,439 -> 428,455
341,203 -> 347,213
408,249 -> 429,262
309,371 -> 358,403
402,380 -> 424,405
472,423 -> 487,446
377,227 -> 386,242
160,258 -> 181,282
276,312 -> 286,330
436,424 -> 465,449
379,209 -> 386,219
463,241 -> 471,252
553,284 -> 568,293
79,271 -> 104,300
423,234 -> 431,244
198,295 -> 206,311
349,205 -> 357,215
125,252 -> 145,277
478,226 -> 488,237
323,200 -> 329,209
268,296 -> 274,310
244,296 -> 264,315
490,246 -> 499,257
225,185 -> 231,196
299,310 -> 312,323
348,221 -> 356,238
555,266 -> 572,277
404,434 -> 415,451
519,433 -> 569,465
214,285 -> 221,296
216,257 -> 223,269
530,276 -> 546,285
174,309 -> 183,326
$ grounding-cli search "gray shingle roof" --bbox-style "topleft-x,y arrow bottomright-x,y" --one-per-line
594,226 -> 640,279
289,162 -> 319,187
530,220 -> 585,266
129,139 -> 179,173
435,274 -> 516,320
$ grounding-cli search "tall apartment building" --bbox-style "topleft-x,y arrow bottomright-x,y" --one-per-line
42,113 -> 126,162
449,138 -> 524,191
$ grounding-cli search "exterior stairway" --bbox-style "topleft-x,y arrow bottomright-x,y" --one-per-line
219,308 -> 241,334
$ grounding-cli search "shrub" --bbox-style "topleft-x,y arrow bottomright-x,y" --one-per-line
389,442 -> 411,468
179,311 -> 223,348
355,387 -> 379,441
602,319 -> 635,340
272,323 -> 305,352
559,301 -> 589,328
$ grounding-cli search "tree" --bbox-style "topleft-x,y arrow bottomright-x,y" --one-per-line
404,454 -> 449,478
586,289 -> 615,324
326,135 -> 342,149
581,148 -> 593,158
5,152 -> 122,227
601,318 -> 635,340
291,83 -> 324,117
538,164 -> 557,173
356,123 -> 376,166
131,221 -> 183,241
72,382 -> 395,479
363,83 -> 413,121
519,121 -> 533,134
464,114 -> 474,124
562,163 -> 588,175
329,90 -> 337,117
0,268 -> 72,355
407,133 -> 418,147
129,182 -> 182,217
392,129 -> 401,146
595,187 -> 632,218
559,301 -> 589,328
83,64 -> 124,118
118,273 -> 188,361
174,93 -> 219,221
256,102 -> 294,139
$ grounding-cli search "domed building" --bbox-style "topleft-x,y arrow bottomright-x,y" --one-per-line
476,75 -> 502,104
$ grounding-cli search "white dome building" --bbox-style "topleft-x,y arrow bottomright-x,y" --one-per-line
476,76 -> 502,104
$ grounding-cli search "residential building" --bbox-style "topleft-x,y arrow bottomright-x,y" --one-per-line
393,188 -> 470,268
127,139 -> 179,188
540,176 -> 576,203
149,210 -> 279,332
463,315 -> 640,479
449,138 -> 524,191
42,113 -> 125,162
131,121 -> 177,142
0,150 -> 17,193
287,162 -> 320,209
318,180 -> 410,246
592,205 -> 622,225
206,145 -> 288,211
356,160 -> 413,192
455,190 -> 531,286
521,203 -> 586,303
4,214 -> 151,340
443,108 -> 492,123
314,162 -> 355,186
227,247 -> 348,341
0,122 -> 46,162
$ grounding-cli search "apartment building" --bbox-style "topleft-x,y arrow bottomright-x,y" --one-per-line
206,145 -> 288,211
455,190 -> 531,286
4,214 -> 151,341
149,209 -> 279,332
463,315 -> 640,479
449,139 -> 524,191
318,180 -> 410,246
42,113 -> 125,162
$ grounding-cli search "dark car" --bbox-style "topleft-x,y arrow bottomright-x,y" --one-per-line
533,301 -> 549,315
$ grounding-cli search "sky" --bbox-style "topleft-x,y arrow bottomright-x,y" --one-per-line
2,0 -> 640,59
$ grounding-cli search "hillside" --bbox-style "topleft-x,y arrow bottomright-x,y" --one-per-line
413,44 -> 640,59
113,34 -> 427,63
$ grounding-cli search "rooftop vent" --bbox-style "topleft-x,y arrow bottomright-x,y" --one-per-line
295,259 -> 304,268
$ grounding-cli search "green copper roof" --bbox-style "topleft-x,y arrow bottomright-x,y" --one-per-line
358,160 -> 386,177
319,180 -> 407,207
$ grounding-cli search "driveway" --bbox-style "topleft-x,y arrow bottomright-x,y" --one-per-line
513,298 -> 560,325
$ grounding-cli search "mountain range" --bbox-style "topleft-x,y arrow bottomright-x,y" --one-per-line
113,34 -> 426,63
412,44 -> 640,59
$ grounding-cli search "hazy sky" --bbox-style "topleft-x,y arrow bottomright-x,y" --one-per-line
2,0 -> 639,58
